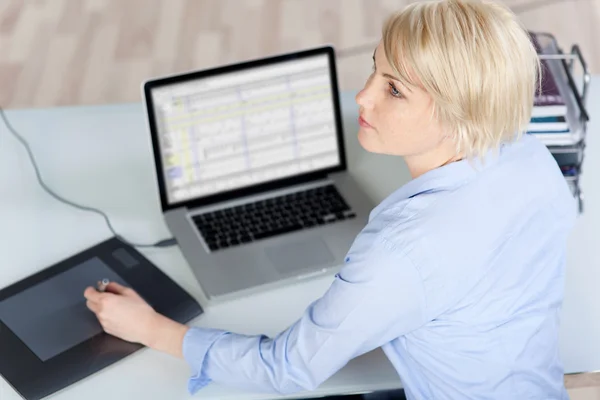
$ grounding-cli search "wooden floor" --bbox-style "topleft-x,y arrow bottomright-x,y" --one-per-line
2,0 -> 600,397
0,0 -> 599,109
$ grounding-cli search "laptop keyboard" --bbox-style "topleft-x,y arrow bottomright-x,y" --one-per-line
192,185 -> 356,251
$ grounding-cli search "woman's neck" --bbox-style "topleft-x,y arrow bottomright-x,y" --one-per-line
403,144 -> 463,179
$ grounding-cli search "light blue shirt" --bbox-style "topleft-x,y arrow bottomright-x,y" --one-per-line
182,134 -> 576,399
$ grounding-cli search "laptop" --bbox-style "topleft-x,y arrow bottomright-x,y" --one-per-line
142,45 -> 375,302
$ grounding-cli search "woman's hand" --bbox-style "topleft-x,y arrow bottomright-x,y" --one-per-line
83,282 -> 190,358
83,282 -> 157,345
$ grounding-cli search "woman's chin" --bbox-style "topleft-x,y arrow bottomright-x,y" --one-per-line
357,129 -> 381,153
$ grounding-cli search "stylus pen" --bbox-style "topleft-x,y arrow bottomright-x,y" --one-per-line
97,279 -> 110,292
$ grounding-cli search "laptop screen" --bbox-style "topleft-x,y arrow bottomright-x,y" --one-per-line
149,53 -> 342,206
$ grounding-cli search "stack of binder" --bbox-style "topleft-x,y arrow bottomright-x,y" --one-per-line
527,31 -> 591,213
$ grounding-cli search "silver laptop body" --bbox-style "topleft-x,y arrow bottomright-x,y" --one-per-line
142,46 -> 375,302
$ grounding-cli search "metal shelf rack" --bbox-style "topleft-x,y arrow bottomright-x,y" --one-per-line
532,32 -> 591,213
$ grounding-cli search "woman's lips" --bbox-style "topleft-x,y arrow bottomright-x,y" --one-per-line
358,115 -> 373,128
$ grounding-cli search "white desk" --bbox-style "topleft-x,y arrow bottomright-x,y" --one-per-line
0,83 -> 598,399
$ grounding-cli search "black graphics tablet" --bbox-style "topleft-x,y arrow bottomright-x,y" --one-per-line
0,236 -> 203,400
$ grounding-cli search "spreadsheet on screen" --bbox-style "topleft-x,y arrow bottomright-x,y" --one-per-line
150,54 -> 341,204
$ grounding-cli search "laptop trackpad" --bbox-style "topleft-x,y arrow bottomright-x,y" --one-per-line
265,237 -> 335,275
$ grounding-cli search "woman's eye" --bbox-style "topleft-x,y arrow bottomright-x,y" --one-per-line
388,83 -> 402,98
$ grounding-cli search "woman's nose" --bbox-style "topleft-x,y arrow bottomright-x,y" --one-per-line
355,87 -> 374,110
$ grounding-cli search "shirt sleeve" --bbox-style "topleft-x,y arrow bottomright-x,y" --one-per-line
181,236 -> 428,395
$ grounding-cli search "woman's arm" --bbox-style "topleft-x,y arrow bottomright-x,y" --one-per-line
178,243 -> 428,395
84,236 -> 428,395
144,312 -> 190,358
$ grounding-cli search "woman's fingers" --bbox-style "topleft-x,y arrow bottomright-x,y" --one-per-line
83,286 -> 102,302
105,281 -> 130,295
86,300 -> 100,314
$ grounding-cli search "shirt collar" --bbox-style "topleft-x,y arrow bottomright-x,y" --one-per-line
368,144 -> 506,220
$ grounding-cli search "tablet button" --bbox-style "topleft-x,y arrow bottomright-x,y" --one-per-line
112,248 -> 139,268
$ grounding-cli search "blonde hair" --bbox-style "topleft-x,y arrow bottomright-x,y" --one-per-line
382,0 -> 541,158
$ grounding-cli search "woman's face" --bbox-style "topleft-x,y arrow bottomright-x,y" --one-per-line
355,42 -> 446,157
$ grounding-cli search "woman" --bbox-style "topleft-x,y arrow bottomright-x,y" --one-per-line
84,0 -> 576,398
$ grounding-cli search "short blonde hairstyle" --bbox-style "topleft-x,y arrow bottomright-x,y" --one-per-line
382,0 -> 541,158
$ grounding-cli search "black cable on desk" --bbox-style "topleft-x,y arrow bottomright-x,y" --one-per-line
0,106 -> 177,249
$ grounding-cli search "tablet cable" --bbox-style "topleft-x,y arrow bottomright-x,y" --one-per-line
0,106 -> 177,249
0,42 -> 382,249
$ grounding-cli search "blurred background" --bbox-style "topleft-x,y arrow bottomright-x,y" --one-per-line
1,0 -> 599,398
0,0 -> 598,109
